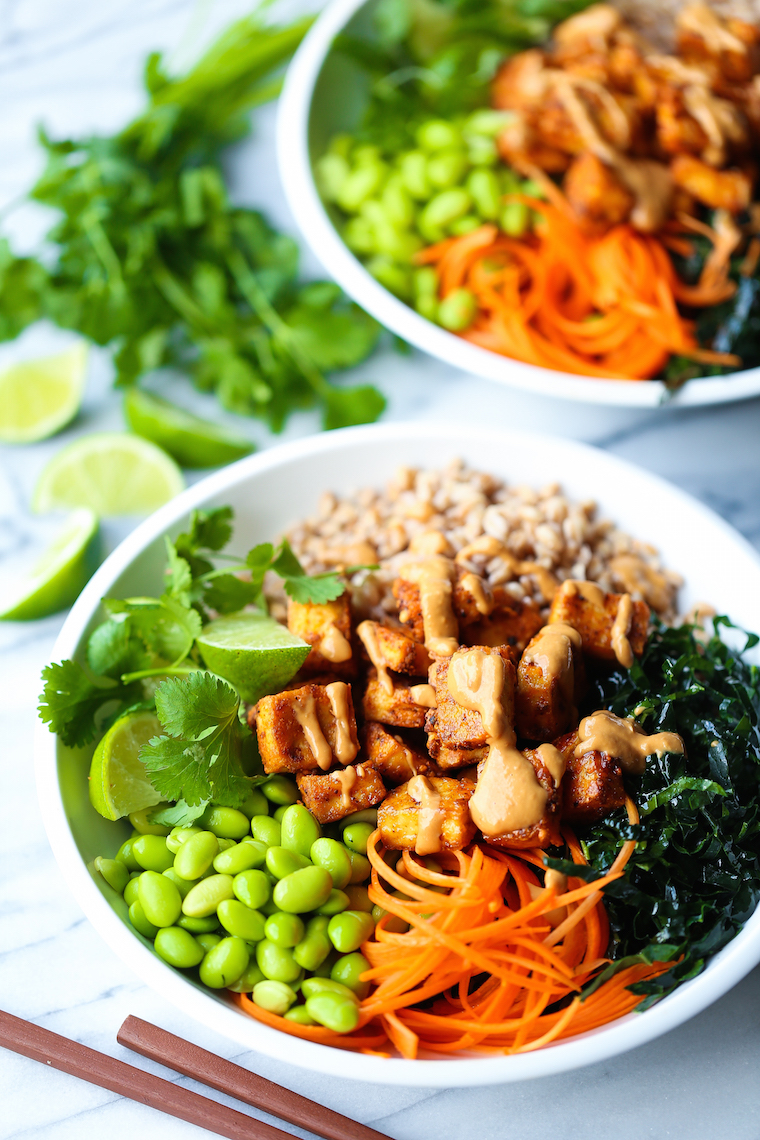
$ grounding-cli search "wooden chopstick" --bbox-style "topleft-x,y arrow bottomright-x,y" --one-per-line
118,1015 -> 390,1140
0,1007 -> 298,1140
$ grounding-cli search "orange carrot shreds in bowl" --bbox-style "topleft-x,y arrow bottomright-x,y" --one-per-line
238,818 -> 674,1060
415,204 -> 742,381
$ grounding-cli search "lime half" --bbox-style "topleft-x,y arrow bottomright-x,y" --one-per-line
197,611 -> 310,703
33,432 -> 185,516
0,342 -> 88,444
89,710 -> 163,820
0,508 -> 100,621
124,388 -> 254,469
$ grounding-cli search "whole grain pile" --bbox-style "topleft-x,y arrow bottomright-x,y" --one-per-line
278,460 -> 681,623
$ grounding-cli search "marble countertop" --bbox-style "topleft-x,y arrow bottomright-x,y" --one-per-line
3,2 -> 760,1137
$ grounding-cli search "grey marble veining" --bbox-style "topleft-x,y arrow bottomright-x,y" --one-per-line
2,2 -> 760,1138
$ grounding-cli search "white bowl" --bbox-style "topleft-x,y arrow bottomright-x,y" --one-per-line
35,422 -> 760,1086
276,0 -> 760,409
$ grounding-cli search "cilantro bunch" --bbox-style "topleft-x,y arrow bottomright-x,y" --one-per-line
0,13 -> 384,431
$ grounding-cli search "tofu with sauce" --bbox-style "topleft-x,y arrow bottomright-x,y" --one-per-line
482,748 -> 562,850
425,646 -> 516,761
553,730 -> 627,824
515,626 -> 586,742
256,682 -> 359,774
357,620 -> 430,675
378,775 -> 477,852
362,667 -> 431,729
286,595 -> 355,678
392,576 -> 426,643
670,155 -> 752,213
548,580 -> 649,663
297,764 -> 386,824
452,567 -> 495,626
460,589 -> 544,659
361,722 -> 434,785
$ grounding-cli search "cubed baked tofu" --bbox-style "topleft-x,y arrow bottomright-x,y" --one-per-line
434,744 -> 487,770
670,155 -> 752,212
361,722 -> 434,784
357,621 -> 430,675
426,646 -> 516,756
483,748 -> 562,850
565,152 -> 635,228
297,764 -> 386,824
515,628 -> 585,742
362,667 -> 430,729
460,589 -> 544,658
548,581 -> 649,663
553,730 -> 626,824
287,595 -> 355,678
452,567 -> 494,626
256,682 -> 359,774
392,577 -> 425,642
378,776 -> 477,852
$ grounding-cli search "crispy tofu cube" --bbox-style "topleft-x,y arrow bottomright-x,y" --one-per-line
378,776 -> 476,852
460,590 -> 544,658
554,729 -> 627,824
361,722 -> 434,784
426,646 -> 516,758
362,668 -> 430,729
434,744 -> 487,770
548,580 -> 649,663
515,628 -> 586,742
287,595 -> 354,678
482,747 -> 562,850
670,155 -> 752,213
357,621 -> 430,675
565,152 -> 635,228
256,682 -> 359,774
297,764 -> 386,824
452,567 -> 494,626
392,578 -> 425,643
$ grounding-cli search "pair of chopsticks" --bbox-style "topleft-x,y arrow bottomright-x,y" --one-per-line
0,1009 -> 390,1140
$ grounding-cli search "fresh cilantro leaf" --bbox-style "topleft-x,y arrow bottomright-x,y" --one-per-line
246,542 -> 275,595
270,538 -> 304,581
141,736 -> 211,806
38,660 -> 112,747
149,798 -> 209,827
155,670 -> 239,741
204,573 -> 262,614
322,384 -> 387,431
284,574 -> 347,605
164,537 -> 192,603
87,615 -> 132,677
177,507 -> 234,556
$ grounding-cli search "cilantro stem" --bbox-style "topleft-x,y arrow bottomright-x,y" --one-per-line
120,665 -> 197,684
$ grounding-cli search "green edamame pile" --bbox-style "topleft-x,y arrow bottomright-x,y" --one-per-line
315,113 -> 544,328
98,777 -> 378,1034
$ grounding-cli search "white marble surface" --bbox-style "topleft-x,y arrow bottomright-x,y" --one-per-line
2,2 -> 760,1138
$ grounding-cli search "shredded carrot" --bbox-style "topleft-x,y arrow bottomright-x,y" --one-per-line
237,818 -> 673,1059
415,203 -> 742,379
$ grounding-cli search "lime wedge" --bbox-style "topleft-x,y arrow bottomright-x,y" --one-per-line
0,508 -> 100,621
197,611 -> 310,703
0,342 -> 88,444
33,432 -> 185,516
124,388 -> 254,469
89,710 -> 163,820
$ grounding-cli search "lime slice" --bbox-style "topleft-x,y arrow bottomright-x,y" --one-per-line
0,342 -> 88,444
124,388 -> 254,469
0,508 -> 100,621
89,710 -> 163,820
197,611 -> 310,703
33,432 -> 185,516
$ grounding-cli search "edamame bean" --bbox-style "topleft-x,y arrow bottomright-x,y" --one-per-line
328,132 -> 353,158
182,874 -> 235,918
273,866 -> 333,914
438,288 -> 477,331
373,226 -> 422,263
316,889 -> 350,916
166,826 -> 202,854
214,842 -> 266,876
416,294 -> 439,321
337,164 -> 387,213
196,932 -> 222,954
124,875 -> 142,907
346,850 -> 371,884
450,215 -> 481,236
371,902 -> 409,933
426,150 -> 468,190
301,977 -> 359,1001
397,151 -> 429,200
310,838 -> 352,889
162,867 -> 194,899
417,120 -> 462,151
238,839 -> 268,865
466,135 -> 498,166
342,809 -> 378,828
251,816 -> 281,847
132,835 -> 174,873
262,775 -> 300,806
381,179 -> 414,228
232,869 -> 271,911
342,823 -> 374,856
217,837 -> 236,853
202,806 -> 250,840
464,108 -> 512,136
115,837 -> 141,872
255,939 -> 302,983
344,886 -> 373,912
343,217 -> 377,254
467,169 -> 501,220
305,992 -> 360,1034
353,144 -> 382,166
174,830 -> 219,881
128,809 -> 170,836
128,899 -> 158,939
413,267 -> 438,301
239,788 -> 269,819
266,846 -> 310,880
154,926 -> 205,969
521,179 -> 546,199
273,805 -> 289,823
217,899 -> 266,942
280,804 -> 321,858
264,912 -> 305,949
500,201 -> 529,236
226,962 -> 266,993
367,257 -> 413,300
419,189 -> 472,240
177,913 -> 219,933
138,870 -> 182,928
199,936 -> 249,989
252,980 -> 297,1015
293,915 -> 332,971
284,1005 -> 317,1025
331,952 -> 370,999
95,856 -> 129,894
328,910 -> 374,953
315,153 -> 350,203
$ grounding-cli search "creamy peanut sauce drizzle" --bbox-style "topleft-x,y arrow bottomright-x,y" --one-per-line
575,710 -> 684,776
399,555 -> 458,657
325,682 -> 358,764
356,620 -> 393,695
332,766 -> 357,811
292,692 -> 333,771
610,593 -> 633,669
319,623 -> 352,664
394,734 -> 419,778
536,743 -> 567,789
448,649 -> 548,835
523,622 -> 581,702
561,578 -> 605,607
408,774 -> 444,856
460,572 -> 494,616
410,683 -> 437,708
455,536 -> 558,603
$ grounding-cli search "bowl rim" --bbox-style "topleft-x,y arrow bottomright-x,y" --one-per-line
275,0 -> 760,410
35,421 -> 760,1087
